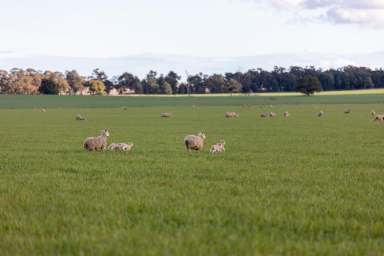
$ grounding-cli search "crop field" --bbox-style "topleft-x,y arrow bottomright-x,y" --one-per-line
0,95 -> 384,255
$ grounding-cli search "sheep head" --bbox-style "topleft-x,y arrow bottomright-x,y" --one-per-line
102,129 -> 110,137
197,132 -> 206,140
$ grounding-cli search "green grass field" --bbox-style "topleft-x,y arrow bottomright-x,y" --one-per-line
0,95 -> 384,255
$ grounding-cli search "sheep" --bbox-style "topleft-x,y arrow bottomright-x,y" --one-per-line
108,143 -> 134,152
371,110 -> 377,117
76,114 -> 86,121
374,114 -> 384,123
260,113 -> 268,118
284,111 -> 290,118
344,109 -> 351,114
160,112 -> 172,118
318,111 -> 324,117
83,129 -> 110,151
184,132 -> 206,152
41,108 -> 46,112
269,112 -> 277,118
225,112 -> 239,118
210,140 -> 226,154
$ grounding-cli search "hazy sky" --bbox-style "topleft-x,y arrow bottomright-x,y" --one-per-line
1,0 -> 384,57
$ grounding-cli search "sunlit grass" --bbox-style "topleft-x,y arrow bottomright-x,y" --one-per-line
0,96 -> 383,255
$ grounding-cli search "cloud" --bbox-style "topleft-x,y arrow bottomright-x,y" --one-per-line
249,0 -> 384,27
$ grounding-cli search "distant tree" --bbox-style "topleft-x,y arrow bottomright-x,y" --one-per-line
227,79 -> 242,95
160,81 -> 173,94
39,71 -> 69,95
205,74 -> 226,93
187,73 -> 206,93
143,70 -> 159,94
117,72 -> 142,94
296,75 -> 322,96
66,70 -> 84,93
177,83 -> 189,94
92,68 -> 108,81
164,71 -> 181,94
85,79 -> 106,95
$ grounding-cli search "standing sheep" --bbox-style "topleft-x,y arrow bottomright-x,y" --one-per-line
270,112 -> 277,117
184,132 -> 206,152
225,112 -> 239,118
318,111 -> 324,117
83,129 -> 110,151
210,140 -> 226,154
284,111 -> 290,118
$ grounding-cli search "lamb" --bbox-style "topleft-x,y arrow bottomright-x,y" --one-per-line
184,132 -> 206,152
269,112 -> 277,117
160,112 -> 172,118
284,111 -> 290,118
210,140 -> 226,154
83,129 -> 110,151
108,143 -> 134,152
76,113 -> 86,121
225,112 -> 239,118
260,113 -> 268,118
374,114 -> 384,123
318,111 -> 324,117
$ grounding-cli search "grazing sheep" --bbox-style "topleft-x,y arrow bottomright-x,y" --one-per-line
184,132 -> 206,152
269,112 -> 277,117
260,113 -> 268,118
284,111 -> 290,118
83,129 -> 110,151
318,111 -> 324,117
210,140 -> 226,154
344,109 -> 351,114
371,110 -> 376,117
225,112 -> 239,118
160,112 -> 172,118
76,114 -> 86,121
108,143 -> 134,152
374,114 -> 384,123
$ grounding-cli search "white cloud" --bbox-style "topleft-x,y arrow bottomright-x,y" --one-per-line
249,0 -> 384,27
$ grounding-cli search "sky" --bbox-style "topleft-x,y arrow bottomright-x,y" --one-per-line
0,0 -> 384,75
1,0 -> 384,58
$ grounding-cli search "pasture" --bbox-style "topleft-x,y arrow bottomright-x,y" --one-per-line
0,95 -> 384,255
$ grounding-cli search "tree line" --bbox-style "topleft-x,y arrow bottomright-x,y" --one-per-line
1,66 -> 384,96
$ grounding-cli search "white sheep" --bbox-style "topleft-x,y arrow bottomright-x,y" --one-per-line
270,112 -> 277,117
108,143 -> 134,152
225,112 -> 239,118
83,129 -> 110,151
210,140 -> 226,154
76,114 -> 86,121
160,112 -> 172,118
374,114 -> 384,123
184,132 -> 206,152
